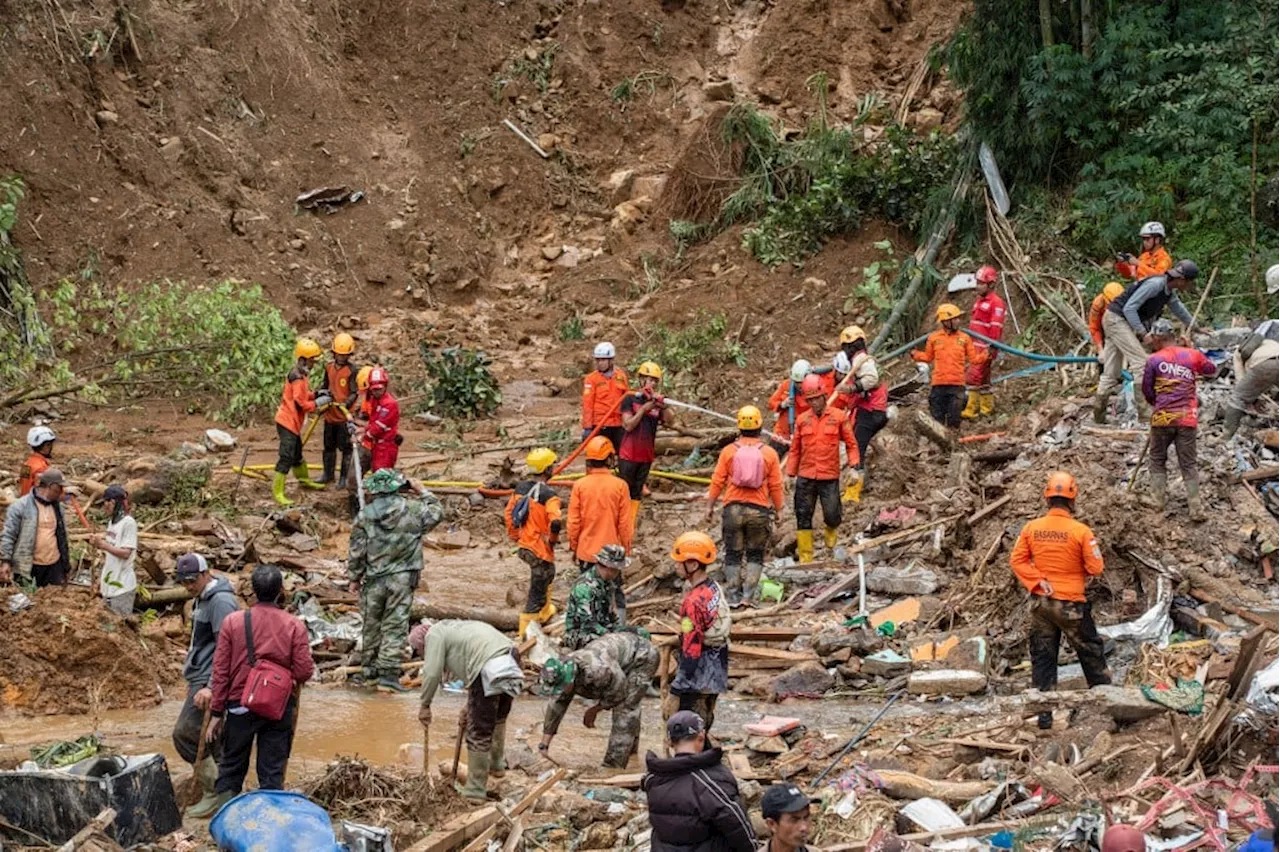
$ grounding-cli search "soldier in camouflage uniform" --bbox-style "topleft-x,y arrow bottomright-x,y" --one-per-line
539,630 -> 658,768
563,545 -> 630,651
348,468 -> 444,692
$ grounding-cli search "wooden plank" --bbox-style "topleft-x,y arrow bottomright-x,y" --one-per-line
937,738 -> 1029,755
400,805 -> 502,852
1240,465 -> 1280,483
577,772 -> 644,789
846,514 -> 964,557
967,495 -> 1012,525
57,808 -> 117,852
646,626 -> 811,642
458,769 -> 566,852
727,645 -> 817,663
1228,625 -> 1269,700
1189,588 -> 1278,633
501,817 -> 524,852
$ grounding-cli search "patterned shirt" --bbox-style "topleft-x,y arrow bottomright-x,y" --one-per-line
1142,346 -> 1217,428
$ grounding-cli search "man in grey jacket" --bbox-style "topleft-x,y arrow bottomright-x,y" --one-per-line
0,468 -> 71,587
1094,259 -> 1209,424
171,552 -> 241,818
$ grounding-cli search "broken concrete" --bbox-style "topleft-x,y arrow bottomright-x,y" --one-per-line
907,669 -> 988,696
771,661 -> 835,698
867,564 -> 940,596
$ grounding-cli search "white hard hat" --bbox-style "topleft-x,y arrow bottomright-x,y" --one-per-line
27,425 -> 56,448
947,273 -> 977,293
1267,264 -> 1279,295
832,352 -> 851,374
592,341 -> 616,359
1138,221 -> 1166,238
790,359 -> 811,383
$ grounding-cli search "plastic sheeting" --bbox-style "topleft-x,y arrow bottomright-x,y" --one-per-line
299,596 -> 362,648
209,791 -> 341,851
1100,576 -> 1173,649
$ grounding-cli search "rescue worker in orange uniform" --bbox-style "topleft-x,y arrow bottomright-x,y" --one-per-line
505,447 -> 563,637
18,426 -> 56,497
1010,471 -> 1110,730
582,342 -> 629,453
1087,283 -> 1127,353
319,333 -> 360,486
345,366 -> 375,519
767,360 -> 831,461
785,376 -> 858,563
273,338 -> 328,506
830,326 -> 887,502
705,405 -> 784,607
962,266 -> 1007,419
911,304 -> 984,430
1115,221 -> 1173,281
363,366 -> 401,473
567,436 -> 635,617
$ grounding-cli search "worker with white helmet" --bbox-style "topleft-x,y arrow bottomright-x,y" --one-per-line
18,425 -> 57,497
1115,221 -> 1173,281
581,341 -> 629,453
1224,269 -> 1280,439
766,359 -> 825,461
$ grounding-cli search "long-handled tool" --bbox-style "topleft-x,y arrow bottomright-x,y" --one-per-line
230,446 -> 250,507
664,398 -> 792,445
1127,433 -> 1151,493
194,703 -> 213,767
809,691 -> 902,789
450,706 -> 469,781
349,426 -> 366,512
423,727 -> 435,789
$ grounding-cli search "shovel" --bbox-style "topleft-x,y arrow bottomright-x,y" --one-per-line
423,727 -> 435,789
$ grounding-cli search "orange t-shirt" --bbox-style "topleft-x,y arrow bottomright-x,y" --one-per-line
708,438 -> 784,511
911,329 -> 984,387
274,368 -> 316,435
1010,508 -> 1104,603
1116,247 -> 1172,280
785,407 -> 858,480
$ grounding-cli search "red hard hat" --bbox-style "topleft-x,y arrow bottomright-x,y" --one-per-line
976,265 -> 999,284
368,366 -> 389,389
1102,825 -> 1147,852
800,375 -> 825,398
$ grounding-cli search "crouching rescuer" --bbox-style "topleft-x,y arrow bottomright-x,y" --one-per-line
1010,471 -> 1111,729
505,448 -> 563,638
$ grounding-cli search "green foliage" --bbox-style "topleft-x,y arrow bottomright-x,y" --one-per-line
31,735 -> 100,768
844,240 -> 898,316
633,312 -> 746,378
557,314 -> 585,341
417,344 -> 502,419
610,71 -> 674,108
668,220 -> 708,258
512,43 -> 559,93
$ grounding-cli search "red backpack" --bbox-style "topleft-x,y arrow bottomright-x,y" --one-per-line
729,441 -> 765,489
240,611 -> 294,721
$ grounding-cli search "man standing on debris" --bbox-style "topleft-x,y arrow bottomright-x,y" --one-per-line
563,545 -> 632,650
173,552 -> 241,818
1115,221 -> 1173,281
643,710 -> 756,852
912,303 -> 984,431
363,366 -> 401,473
1224,316 -> 1279,439
1141,320 -> 1218,520
962,266 -> 1006,419
0,468 -> 71,587
539,629 -> 659,769
706,405 -> 784,606
345,365 -> 376,519
786,376 -> 858,564
1010,472 -> 1110,730
1088,283 -> 1127,353
582,341 -> 629,452
619,360 -> 673,525
273,337 -> 329,506
417,620 -> 523,801
767,360 -> 820,460
568,436 -> 634,616
202,564 -> 314,814
90,485 -> 137,616
349,469 -> 444,691
506,447 -> 563,638
318,333 -> 360,486
670,531 -> 730,733
17,425 -> 56,497
760,784 -> 819,852
1094,259 -> 1208,424
830,327 -> 887,502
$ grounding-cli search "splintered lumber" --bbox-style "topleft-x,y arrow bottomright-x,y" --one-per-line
56,808 -> 117,852
645,626 -> 811,642
577,772 -> 644,789
1188,588 -> 1278,633
459,769 -> 567,852
1228,625 -> 1269,700
501,816 -> 524,852
874,770 -> 995,804
1240,465 -> 1279,483
967,495 -> 1011,525
825,817 -> 1060,852
410,604 -> 519,632
404,806 -> 501,852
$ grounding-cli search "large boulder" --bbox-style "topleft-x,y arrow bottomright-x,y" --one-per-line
771,662 -> 835,699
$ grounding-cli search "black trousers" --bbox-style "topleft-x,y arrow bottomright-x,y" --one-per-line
929,385 -> 965,428
465,652 -> 519,752
32,561 -> 65,587
1028,598 -> 1111,691
172,684 -> 222,765
322,421 -> 353,480
214,700 -> 296,794
853,409 -> 888,465
794,477 -> 840,531
596,426 -> 625,456
617,459 -> 651,499
274,424 -> 304,475
519,549 -> 555,613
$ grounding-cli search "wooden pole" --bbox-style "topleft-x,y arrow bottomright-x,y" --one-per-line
450,706 -> 469,780
423,727 -> 435,789
194,704 -> 213,766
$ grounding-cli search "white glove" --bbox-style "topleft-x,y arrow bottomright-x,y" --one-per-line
315,393 -> 333,408
915,363 -> 930,381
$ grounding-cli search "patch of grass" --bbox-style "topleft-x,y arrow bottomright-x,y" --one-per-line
512,43 -> 560,93
556,314 -> 586,341
610,70 -> 676,109
633,312 -> 747,377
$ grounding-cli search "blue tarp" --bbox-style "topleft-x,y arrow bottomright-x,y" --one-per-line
209,790 -> 342,852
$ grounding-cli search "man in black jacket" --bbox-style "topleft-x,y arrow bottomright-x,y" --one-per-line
642,711 -> 755,852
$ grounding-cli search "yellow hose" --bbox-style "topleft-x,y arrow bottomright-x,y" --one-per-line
649,470 -> 712,485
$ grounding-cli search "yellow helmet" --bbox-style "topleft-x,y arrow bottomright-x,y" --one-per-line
737,405 -> 763,430
936,303 -> 963,323
356,365 -> 374,392
637,360 -> 663,380
332,333 -> 356,355
295,337 -> 323,359
839,325 -> 866,345
1103,282 -> 1125,301
525,447 -> 558,474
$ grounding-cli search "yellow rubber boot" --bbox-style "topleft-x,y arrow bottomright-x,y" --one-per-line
960,391 -> 981,419
842,479 -> 864,503
823,526 -> 839,551
271,472 -> 294,506
795,530 -> 815,564
979,393 -> 995,416
518,612 -> 536,639
293,464 -> 325,490
537,599 -> 557,623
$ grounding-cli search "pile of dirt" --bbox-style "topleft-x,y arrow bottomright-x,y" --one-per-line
0,587 -> 182,715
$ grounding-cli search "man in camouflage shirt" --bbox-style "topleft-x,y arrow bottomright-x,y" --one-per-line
563,545 -> 631,650
539,630 -> 658,768
348,468 -> 444,692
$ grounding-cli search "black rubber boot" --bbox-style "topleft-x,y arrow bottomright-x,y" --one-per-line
1038,711 -> 1053,730
319,449 -> 336,484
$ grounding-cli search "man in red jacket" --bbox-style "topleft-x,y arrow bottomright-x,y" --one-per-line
963,265 -> 1006,419
202,565 -> 314,816
363,366 -> 401,472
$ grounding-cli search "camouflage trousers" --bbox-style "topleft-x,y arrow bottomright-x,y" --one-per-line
360,572 -> 416,676
603,641 -> 660,768
1028,597 -> 1111,692
720,502 -> 772,605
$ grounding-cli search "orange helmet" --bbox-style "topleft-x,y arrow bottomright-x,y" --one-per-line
670,531 -> 717,565
800,374 -> 825,398
367,366 -> 389,389
1044,471 -> 1078,500
585,435 -> 615,461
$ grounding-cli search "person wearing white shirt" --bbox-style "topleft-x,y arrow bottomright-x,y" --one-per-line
91,484 -> 137,616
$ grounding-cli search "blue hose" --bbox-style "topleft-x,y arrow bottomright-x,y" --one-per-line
876,328 -> 1131,381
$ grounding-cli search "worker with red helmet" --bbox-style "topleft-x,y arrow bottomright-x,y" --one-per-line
669,531 -> 730,733
1010,471 -> 1110,729
962,265 -> 1006,419
362,366 -> 401,473
567,436 -> 635,617
785,375 -> 858,564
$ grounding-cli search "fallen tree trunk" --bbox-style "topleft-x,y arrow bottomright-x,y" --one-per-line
410,603 -> 519,631
874,770 -> 994,804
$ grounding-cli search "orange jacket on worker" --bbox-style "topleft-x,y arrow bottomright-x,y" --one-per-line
785,407 -> 858,480
912,329 -> 984,387
567,468 -> 634,562
1010,508 -> 1104,603
322,361 -> 359,424
1115,247 -> 1172,281
581,368 -> 629,430
274,367 -> 318,435
17,452 -> 49,497
767,373 -> 832,438
1088,294 -> 1112,349
504,484 -> 563,564
708,438 -> 785,511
